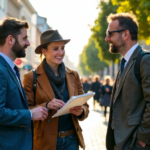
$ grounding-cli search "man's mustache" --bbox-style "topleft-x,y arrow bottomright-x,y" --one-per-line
23,45 -> 28,49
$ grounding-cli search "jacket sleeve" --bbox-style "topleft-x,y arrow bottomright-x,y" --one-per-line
23,71 -> 47,109
74,71 -> 89,121
137,54 -> 150,144
0,69 -> 31,127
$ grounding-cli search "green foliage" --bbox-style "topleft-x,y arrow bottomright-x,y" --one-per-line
111,0 -> 150,44
91,0 -> 121,62
78,53 -> 91,76
83,37 -> 107,72
79,37 -> 107,75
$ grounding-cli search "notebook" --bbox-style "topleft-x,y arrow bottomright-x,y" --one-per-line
52,92 -> 95,118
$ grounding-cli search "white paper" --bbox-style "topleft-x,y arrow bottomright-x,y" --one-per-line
52,92 -> 95,118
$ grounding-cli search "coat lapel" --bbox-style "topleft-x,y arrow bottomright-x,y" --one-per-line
114,46 -> 142,103
65,68 -> 75,98
0,56 -> 28,107
36,63 -> 55,100
110,70 -> 120,106
7,68 -> 28,105
36,64 -> 75,100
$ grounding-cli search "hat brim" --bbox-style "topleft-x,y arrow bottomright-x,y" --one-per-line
35,39 -> 70,54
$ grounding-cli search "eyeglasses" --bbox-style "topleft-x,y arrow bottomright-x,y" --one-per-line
106,29 -> 125,38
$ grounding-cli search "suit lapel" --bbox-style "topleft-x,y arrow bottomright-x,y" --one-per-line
0,56 -> 28,107
36,63 -> 55,100
114,46 -> 142,103
7,68 -> 28,104
65,69 -> 75,98
110,70 -> 120,106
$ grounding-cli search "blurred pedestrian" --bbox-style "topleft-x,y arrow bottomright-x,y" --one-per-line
83,78 -> 90,93
91,75 -> 101,110
0,18 -> 48,150
80,77 -> 84,84
88,75 -> 93,90
105,13 -> 150,149
23,29 -> 89,150
101,75 -> 112,121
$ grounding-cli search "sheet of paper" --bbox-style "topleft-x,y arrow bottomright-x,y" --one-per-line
52,92 -> 95,118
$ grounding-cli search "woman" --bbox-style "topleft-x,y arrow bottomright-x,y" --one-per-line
23,30 -> 89,150
101,75 -> 112,121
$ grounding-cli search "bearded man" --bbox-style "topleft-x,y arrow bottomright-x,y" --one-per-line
105,13 -> 150,150
0,18 -> 48,150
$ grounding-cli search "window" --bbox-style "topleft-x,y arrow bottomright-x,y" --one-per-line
0,0 -> 5,11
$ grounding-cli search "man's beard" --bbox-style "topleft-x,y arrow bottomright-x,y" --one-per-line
12,39 -> 27,58
109,42 -> 125,54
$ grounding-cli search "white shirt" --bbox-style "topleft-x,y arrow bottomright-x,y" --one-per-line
0,52 -> 32,118
123,43 -> 139,67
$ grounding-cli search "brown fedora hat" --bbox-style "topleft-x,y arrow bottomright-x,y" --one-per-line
35,29 -> 70,54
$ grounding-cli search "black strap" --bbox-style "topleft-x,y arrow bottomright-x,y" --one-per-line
134,50 -> 150,87
32,69 -> 37,105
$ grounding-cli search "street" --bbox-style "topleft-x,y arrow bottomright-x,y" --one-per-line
79,98 -> 109,150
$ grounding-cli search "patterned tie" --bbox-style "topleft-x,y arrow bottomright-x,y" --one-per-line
14,65 -> 25,98
120,58 -> 126,76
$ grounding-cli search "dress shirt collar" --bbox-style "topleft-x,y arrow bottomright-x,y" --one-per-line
123,43 -> 139,62
0,52 -> 15,71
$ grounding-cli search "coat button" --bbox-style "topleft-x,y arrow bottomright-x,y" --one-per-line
76,127 -> 79,131
47,119 -> 50,123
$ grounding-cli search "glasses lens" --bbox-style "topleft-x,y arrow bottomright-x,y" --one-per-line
106,30 -> 125,38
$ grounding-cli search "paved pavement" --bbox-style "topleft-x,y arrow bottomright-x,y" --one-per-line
79,98 -> 109,150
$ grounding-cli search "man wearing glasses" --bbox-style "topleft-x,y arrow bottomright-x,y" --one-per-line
105,13 -> 150,150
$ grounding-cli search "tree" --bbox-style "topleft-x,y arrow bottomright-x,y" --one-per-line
79,36 -> 107,76
91,0 -> 120,63
82,37 -> 107,73
78,53 -> 91,76
111,0 -> 150,44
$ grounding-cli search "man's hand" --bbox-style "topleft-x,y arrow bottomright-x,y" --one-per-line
30,106 -> 48,121
138,140 -> 146,147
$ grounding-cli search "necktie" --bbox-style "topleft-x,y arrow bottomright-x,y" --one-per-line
14,65 -> 25,98
120,58 -> 126,76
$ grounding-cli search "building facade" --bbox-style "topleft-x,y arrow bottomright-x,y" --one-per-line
0,0 -> 50,79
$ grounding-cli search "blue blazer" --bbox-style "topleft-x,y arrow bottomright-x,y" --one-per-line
0,56 -> 32,150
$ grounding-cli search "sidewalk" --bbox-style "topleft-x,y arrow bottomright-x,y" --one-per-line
79,98 -> 109,150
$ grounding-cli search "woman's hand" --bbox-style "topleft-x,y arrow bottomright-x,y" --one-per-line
70,106 -> 83,116
105,88 -> 110,92
48,98 -> 65,110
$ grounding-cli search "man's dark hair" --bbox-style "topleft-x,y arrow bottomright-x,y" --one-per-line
0,17 -> 29,46
107,13 -> 138,41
